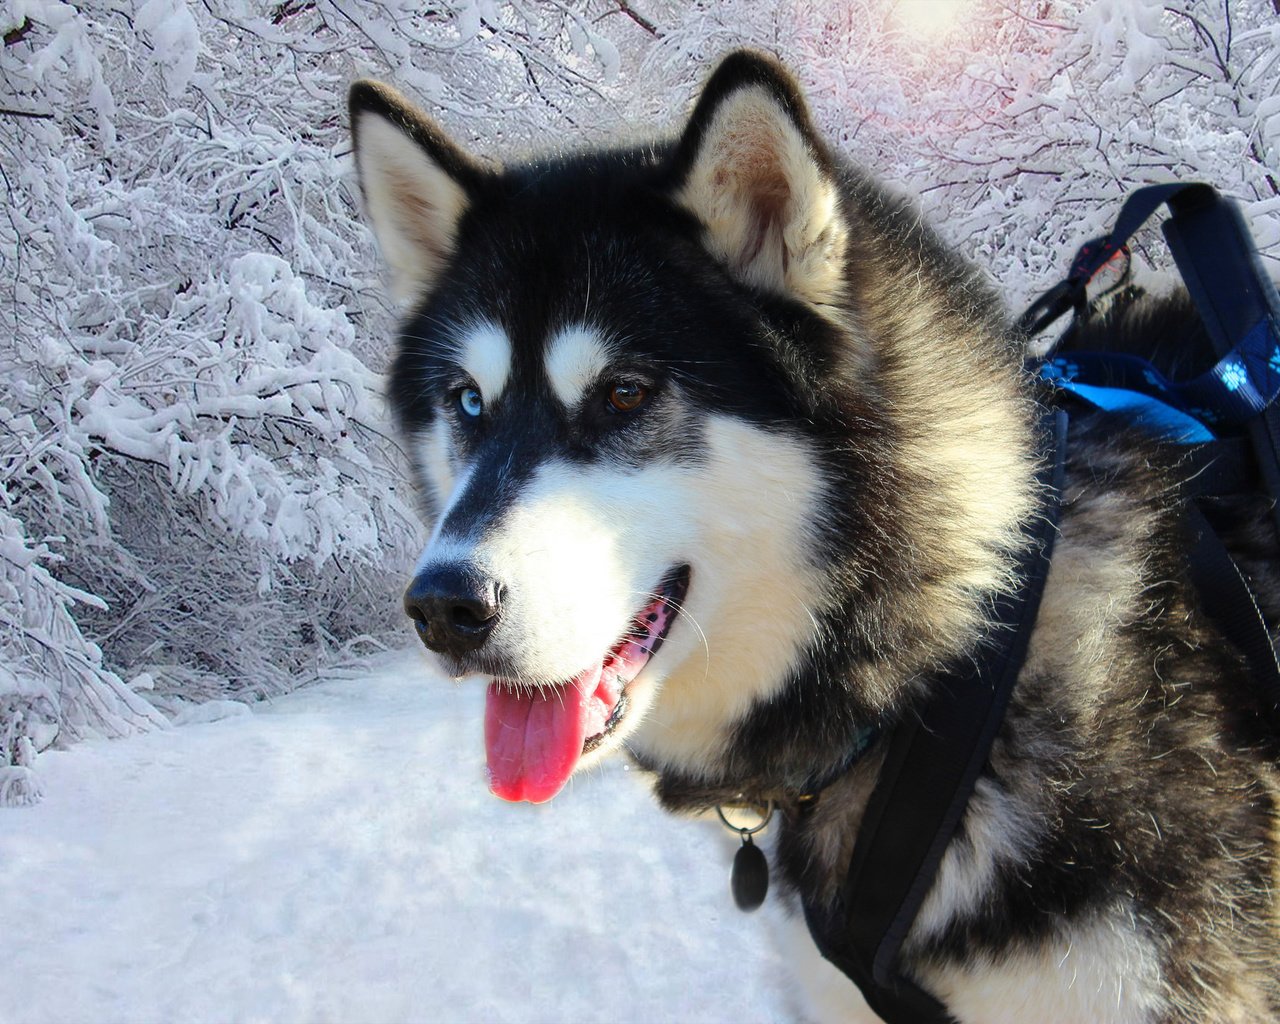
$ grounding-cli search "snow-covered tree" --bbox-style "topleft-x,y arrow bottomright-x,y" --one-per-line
894,0 -> 1280,303
3,0 -> 1277,803
635,0 -> 1279,302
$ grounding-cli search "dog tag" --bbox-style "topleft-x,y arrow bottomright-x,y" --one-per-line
732,834 -> 769,912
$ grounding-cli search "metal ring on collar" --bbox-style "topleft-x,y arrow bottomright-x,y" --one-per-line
715,800 -> 774,837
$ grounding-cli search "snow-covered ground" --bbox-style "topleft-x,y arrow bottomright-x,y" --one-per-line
0,651 -> 799,1024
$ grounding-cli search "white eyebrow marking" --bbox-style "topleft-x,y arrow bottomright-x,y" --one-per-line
458,320 -> 512,400
544,323 -> 613,409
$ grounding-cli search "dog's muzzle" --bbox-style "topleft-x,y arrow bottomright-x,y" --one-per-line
403,564 -> 503,659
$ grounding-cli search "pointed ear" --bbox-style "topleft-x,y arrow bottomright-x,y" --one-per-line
671,51 -> 848,308
348,81 -> 489,303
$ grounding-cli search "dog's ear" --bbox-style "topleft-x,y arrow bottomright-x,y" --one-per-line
348,81 -> 490,303
671,51 -> 848,308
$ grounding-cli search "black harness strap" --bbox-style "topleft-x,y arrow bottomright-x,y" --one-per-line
1163,185 -> 1280,540
1184,501 -> 1280,730
1016,183 -> 1206,340
803,410 -> 1067,1024
1161,186 -> 1280,725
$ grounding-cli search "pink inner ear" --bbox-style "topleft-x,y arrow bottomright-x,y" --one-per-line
352,105 -> 476,301
726,126 -> 792,201
727,150 -> 794,273
745,179 -> 791,272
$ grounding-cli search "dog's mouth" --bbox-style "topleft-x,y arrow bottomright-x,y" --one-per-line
483,565 -> 690,804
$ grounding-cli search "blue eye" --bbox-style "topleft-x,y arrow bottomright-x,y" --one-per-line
458,387 -> 483,418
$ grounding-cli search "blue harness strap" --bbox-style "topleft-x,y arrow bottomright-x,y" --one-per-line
1040,360 -> 1215,443
1021,183 -> 1280,468
1023,183 -> 1280,443
1041,315 -> 1280,435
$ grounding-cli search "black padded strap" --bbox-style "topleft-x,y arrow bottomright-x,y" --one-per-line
803,410 -> 1067,1023
1161,186 -> 1280,360
1160,190 -> 1280,683
1182,439 -> 1259,499
1185,502 -> 1280,731
1162,187 -> 1280,538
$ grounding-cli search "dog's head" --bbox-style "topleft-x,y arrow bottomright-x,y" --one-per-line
349,51 -> 1035,802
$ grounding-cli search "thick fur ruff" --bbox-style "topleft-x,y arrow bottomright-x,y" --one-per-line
350,51 -> 1280,1023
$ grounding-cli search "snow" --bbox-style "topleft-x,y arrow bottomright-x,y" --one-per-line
0,650 -> 796,1024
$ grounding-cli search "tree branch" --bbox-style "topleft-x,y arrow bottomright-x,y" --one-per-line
3,19 -> 30,46
612,1 -> 661,37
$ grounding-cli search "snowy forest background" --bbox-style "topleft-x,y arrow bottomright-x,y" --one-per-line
3,0 -> 1279,806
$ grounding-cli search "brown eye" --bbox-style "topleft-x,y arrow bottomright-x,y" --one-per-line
607,381 -> 649,414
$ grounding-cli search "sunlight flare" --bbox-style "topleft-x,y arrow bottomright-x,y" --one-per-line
893,0 -> 968,41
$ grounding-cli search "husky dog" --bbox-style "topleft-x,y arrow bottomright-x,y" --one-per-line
349,51 -> 1280,1023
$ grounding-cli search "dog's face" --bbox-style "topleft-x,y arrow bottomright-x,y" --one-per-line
350,54 -> 870,802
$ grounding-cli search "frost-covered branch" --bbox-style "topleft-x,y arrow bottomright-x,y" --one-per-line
2,0 -> 1276,804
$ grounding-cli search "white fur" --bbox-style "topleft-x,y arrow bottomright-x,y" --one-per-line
778,892 -> 1164,1024
910,777 -> 1037,942
544,324 -> 613,409
416,464 -> 476,566
414,419 -> 455,506
626,416 -> 829,771
459,319 -> 513,402
415,450 -> 683,686
917,912 -> 1164,1024
470,457 -> 664,684
412,409 -> 828,769
353,109 -> 469,303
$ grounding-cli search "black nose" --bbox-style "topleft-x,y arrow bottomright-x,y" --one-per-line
404,565 -> 502,659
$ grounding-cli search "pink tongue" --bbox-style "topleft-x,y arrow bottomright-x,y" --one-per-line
485,662 -> 609,804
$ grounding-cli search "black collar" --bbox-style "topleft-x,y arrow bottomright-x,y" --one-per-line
792,722 -> 880,814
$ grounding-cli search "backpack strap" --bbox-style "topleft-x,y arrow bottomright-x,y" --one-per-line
1161,187 -> 1280,537
1016,183 -> 1210,340
1184,501 -> 1280,730
1165,189 -> 1280,728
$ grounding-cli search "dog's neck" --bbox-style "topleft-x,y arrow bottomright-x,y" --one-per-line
638,718 -> 881,814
